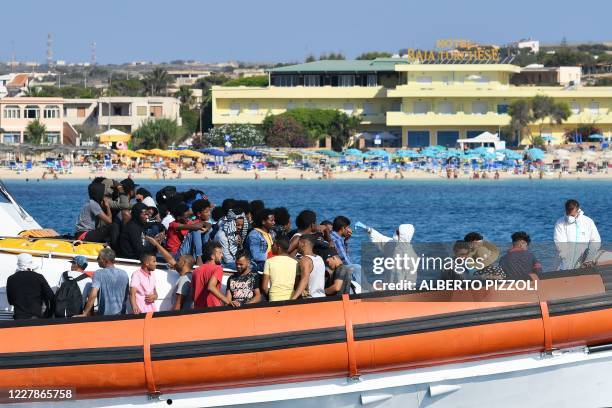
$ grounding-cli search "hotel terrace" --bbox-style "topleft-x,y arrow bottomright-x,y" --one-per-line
212,59 -> 612,148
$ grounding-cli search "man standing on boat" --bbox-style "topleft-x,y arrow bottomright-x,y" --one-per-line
554,199 -> 601,270
7,254 -> 55,319
76,248 -> 129,317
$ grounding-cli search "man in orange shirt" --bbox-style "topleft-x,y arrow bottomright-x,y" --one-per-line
192,242 -> 228,308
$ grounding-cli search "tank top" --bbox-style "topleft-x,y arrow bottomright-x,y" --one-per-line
305,254 -> 326,298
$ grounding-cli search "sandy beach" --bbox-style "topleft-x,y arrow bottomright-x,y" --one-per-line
1,164 -> 610,181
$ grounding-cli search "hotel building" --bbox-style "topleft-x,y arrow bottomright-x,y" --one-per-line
212,59 -> 612,147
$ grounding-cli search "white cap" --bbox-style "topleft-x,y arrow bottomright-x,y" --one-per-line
142,196 -> 157,209
17,253 -> 39,271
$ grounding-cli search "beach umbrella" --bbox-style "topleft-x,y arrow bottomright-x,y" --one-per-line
526,148 -> 545,160
344,148 -> 364,157
541,135 -> 554,142
394,149 -> 419,158
200,148 -> 230,157
114,149 -> 143,158
136,149 -> 152,155
588,134 -> 604,141
365,149 -> 390,158
177,149 -> 205,158
316,149 -> 342,158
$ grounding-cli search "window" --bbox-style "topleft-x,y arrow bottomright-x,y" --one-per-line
363,103 -> 375,115
437,101 -> 453,115
286,101 -> 296,110
2,133 -> 19,144
24,105 -> 40,119
390,101 -> 402,112
413,101 -> 430,115
497,104 -> 509,114
570,102 -> 580,115
338,75 -> 355,87
407,131 -> 430,147
45,132 -> 60,144
471,101 -> 488,115
367,74 -> 377,87
229,103 -> 240,116
441,76 -> 452,85
249,103 -> 259,115
589,101 -> 599,115
305,101 -> 316,109
475,75 -> 489,84
304,75 -> 320,87
136,106 -> 147,116
274,75 -> 297,87
150,106 -> 163,117
3,105 -> 20,119
416,76 -> 432,84
43,105 -> 60,119
343,103 -> 354,115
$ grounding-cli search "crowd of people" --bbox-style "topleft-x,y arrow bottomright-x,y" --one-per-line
4,177 -> 603,320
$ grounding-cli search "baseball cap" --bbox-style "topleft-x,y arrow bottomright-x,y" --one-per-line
316,247 -> 339,262
70,255 -> 89,270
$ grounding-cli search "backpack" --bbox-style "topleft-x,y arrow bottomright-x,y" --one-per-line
54,271 -> 88,318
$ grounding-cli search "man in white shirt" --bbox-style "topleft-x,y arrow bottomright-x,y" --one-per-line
554,199 -> 601,270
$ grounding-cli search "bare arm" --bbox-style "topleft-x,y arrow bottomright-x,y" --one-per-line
208,274 -> 229,305
129,287 -> 141,314
261,274 -> 270,296
176,221 -> 210,232
97,199 -> 113,225
76,287 -> 99,317
325,279 -> 344,295
145,236 -> 176,268
173,293 -> 184,311
288,235 -> 300,258
291,257 -> 312,300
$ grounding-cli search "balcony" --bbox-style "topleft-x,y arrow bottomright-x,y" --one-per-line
386,112 -> 510,127
213,86 -> 388,100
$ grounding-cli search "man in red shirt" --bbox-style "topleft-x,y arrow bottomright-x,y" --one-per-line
192,241 -> 228,308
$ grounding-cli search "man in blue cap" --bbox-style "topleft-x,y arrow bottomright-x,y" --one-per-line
57,255 -> 92,309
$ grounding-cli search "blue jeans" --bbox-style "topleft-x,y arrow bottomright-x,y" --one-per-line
176,230 -> 210,260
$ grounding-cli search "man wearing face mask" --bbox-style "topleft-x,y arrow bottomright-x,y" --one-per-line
554,199 -> 601,270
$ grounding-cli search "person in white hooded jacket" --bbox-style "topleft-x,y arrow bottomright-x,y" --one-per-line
356,222 -> 418,285
554,199 -> 601,270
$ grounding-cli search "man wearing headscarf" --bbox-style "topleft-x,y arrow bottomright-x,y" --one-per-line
357,222 -> 419,286
7,254 -> 55,319
214,209 -> 249,269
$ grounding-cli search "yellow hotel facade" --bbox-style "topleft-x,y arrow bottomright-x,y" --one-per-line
212,59 -> 612,147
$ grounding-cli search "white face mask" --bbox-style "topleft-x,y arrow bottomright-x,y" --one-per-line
566,215 -> 577,224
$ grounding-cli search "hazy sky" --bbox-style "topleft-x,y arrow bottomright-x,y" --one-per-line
3,0 -> 611,64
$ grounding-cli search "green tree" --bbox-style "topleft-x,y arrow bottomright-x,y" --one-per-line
142,68 -> 172,96
174,85 -> 195,106
531,95 -> 555,136
328,111 -> 361,151
223,76 -> 269,87
205,124 -> 264,147
25,120 -> 47,144
305,54 -> 316,63
109,79 -> 144,96
508,99 -> 532,144
262,116 -> 308,147
319,52 -> 345,60
23,87 -> 43,97
179,105 -> 200,135
132,118 -> 184,148
356,51 -> 393,60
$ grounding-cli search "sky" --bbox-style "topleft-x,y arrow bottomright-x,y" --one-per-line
2,0 -> 611,64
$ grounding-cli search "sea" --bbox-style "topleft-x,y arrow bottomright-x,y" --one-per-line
5,178 -> 611,269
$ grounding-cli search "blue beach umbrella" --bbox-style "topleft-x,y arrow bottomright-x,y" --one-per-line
344,148 -> 364,157
526,148 -> 545,160
588,134 -> 604,141
365,149 -> 390,158
200,148 -> 230,157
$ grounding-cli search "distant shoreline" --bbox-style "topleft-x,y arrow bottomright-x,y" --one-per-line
1,167 -> 610,182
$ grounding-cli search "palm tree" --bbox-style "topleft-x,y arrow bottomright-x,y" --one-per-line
23,86 -> 44,97
174,86 -> 194,107
531,95 -> 554,137
549,101 -> 571,127
142,68 -> 172,96
25,120 -> 47,145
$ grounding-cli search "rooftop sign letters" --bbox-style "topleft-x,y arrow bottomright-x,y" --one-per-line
407,39 -> 501,63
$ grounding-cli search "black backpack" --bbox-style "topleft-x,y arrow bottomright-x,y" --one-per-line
54,271 -> 88,318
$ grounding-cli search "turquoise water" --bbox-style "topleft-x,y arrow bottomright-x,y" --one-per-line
4,178 -> 611,262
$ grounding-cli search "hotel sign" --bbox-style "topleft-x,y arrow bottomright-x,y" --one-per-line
407,39 -> 500,63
